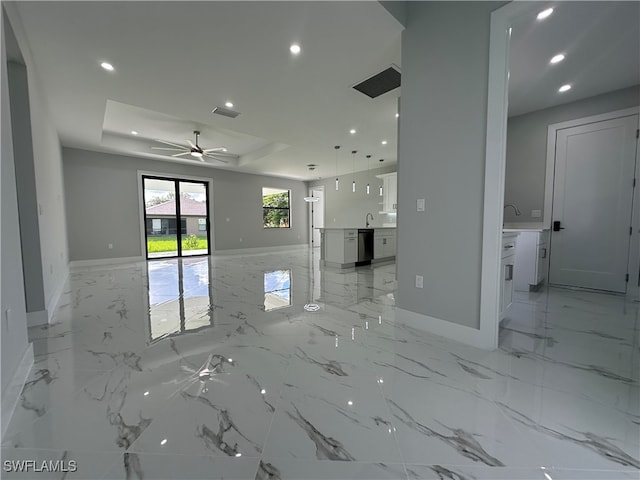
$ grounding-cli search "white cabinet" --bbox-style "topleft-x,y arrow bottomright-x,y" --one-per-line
374,229 -> 396,260
322,229 -> 357,266
376,172 -> 397,213
500,233 -> 517,320
514,230 -> 550,291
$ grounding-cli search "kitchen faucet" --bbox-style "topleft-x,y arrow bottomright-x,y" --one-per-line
365,212 -> 374,228
504,204 -> 521,216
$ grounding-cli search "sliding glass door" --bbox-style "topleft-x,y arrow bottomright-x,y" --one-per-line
143,176 -> 211,259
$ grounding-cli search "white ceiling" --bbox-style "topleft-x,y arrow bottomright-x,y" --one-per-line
509,1 -> 639,117
11,1 -> 639,180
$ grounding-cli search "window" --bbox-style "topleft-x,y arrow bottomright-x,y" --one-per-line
262,187 -> 290,228
198,218 -> 207,231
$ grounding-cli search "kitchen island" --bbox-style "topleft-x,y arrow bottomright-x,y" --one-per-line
318,227 -> 396,268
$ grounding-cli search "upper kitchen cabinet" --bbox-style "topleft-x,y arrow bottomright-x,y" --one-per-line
376,172 -> 397,214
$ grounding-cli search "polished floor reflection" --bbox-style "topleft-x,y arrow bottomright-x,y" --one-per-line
1,248 -> 638,479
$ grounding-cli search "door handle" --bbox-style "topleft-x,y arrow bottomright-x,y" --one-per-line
553,221 -> 565,232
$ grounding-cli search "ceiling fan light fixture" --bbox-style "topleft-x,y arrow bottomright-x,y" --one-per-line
190,150 -> 203,158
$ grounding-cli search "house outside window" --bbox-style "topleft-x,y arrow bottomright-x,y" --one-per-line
262,187 -> 290,228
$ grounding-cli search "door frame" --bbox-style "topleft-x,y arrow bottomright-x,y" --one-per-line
137,170 -> 215,258
544,108 -> 640,297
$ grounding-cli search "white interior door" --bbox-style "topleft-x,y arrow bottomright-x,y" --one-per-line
549,114 -> 638,292
311,187 -> 324,247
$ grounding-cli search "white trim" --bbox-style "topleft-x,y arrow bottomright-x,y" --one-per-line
481,1 -> 554,351
213,244 -> 308,256
396,308 -> 494,350
137,170 -> 216,258
46,266 -> 68,324
69,256 -> 145,270
26,309 -> 48,328
1,342 -> 34,440
544,107 -> 640,229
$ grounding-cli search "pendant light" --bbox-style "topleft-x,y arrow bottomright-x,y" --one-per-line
351,150 -> 357,193
304,165 -> 320,202
334,146 -> 341,191
379,159 -> 384,196
366,155 -> 372,195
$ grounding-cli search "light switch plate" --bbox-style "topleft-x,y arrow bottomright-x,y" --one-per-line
417,198 -> 425,212
415,275 -> 423,288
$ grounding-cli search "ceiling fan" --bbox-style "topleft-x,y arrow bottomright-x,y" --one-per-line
152,130 -> 236,163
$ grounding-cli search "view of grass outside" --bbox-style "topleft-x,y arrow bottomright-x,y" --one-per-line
147,235 -> 208,253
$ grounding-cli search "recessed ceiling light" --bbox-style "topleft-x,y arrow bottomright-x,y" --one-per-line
290,44 -> 301,55
550,54 -> 565,64
537,8 -> 553,20
381,140 -> 388,145
131,131 -> 138,135
349,129 -> 356,135
558,84 -> 572,93
395,113 -> 399,118
225,101 -> 234,108
222,148 -> 227,152
160,439 -> 168,446
100,62 -> 114,71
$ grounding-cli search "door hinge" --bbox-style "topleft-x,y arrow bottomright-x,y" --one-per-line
634,178 -> 637,188
626,273 -> 629,283
636,128 -> 639,139
631,226 -> 633,236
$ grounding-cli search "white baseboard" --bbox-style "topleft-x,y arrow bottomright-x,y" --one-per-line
395,307 -> 493,350
26,309 -> 48,328
213,244 -> 308,256
1,342 -> 34,440
69,255 -> 145,271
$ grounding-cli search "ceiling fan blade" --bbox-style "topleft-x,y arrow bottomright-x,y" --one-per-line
172,152 -> 193,157
187,139 -> 197,149
202,147 -> 227,153
155,139 -> 189,149
203,150 -> 237,158
151,147 -> 186,152
203,153 -> 229,163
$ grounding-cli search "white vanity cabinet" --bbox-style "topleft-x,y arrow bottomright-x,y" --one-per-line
514,230 -> 550,291
373,228 -> 396,260
500,233 -> 517,320
376,172 -> 397,213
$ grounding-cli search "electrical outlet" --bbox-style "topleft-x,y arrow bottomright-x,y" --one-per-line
108,243 -> 113,249
239,238 -> 243,242
226,217 -> 230,222
415,275 -> 423,289
531,209 -> 542,218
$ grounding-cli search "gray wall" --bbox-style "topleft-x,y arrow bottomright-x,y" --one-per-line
504,85 -> 640,223
309,165 -> 396,228
1,8 -> 30,405
63,148 -> 310,261
3,3 -> 69,319
397,1 -> 502,329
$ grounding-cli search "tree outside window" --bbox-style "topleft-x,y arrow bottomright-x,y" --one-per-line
263,188 -> 290,228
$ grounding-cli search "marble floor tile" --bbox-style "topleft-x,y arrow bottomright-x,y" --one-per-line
2,249 -> 638,479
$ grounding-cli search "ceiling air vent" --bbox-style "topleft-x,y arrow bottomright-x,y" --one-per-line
211,106 -> 240,118
352,65 -> 401,99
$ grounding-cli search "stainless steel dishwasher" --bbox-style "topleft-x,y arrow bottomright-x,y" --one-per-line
357,229 -> 374,265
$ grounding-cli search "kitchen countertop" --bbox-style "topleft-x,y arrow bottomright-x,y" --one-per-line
503,222 -> 549,232
318,227 -> 396,230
